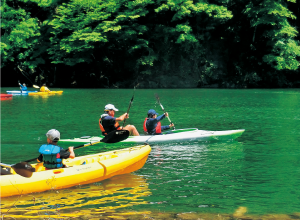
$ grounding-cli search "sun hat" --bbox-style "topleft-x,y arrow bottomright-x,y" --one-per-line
104,104 -> 119,111
46,129 -> 60,141
148,109 -> 159,116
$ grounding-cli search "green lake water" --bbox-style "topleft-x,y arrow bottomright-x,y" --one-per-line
1,88 -> 300,219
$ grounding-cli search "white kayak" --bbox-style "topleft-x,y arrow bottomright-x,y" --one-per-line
6,91 -> 37,95
59,128 -> 245,146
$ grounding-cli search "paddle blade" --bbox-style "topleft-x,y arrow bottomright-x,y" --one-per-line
0,167 -> 12,175
101,130 -> 129,143
12,162 -> 35,178
33,85 -> 40,88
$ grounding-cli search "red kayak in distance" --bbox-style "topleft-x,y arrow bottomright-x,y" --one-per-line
0,94 -> 13,101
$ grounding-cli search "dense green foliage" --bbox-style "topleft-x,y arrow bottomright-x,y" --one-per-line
1,0 -> 300,88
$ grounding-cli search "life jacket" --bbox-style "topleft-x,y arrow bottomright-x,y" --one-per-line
40,86 -> 50,92
39,144 -> 63,169
143,118 -> 162,134
99,116 -> 121,136
20,85 -> 27,91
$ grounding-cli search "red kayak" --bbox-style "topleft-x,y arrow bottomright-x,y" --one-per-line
1,94 -> 13,98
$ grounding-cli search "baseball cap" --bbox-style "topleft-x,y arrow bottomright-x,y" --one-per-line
104,104 -> 119,111
148,109 -> 159,115
46,129 -> 60,141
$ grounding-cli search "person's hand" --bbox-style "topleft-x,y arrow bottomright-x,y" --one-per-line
170,123 -> 174,128
68,146 -> 74,151
124,113 -> 129,119
165,112 -> 169,117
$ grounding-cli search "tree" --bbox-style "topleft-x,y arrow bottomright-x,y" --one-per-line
1,0 -> 41,69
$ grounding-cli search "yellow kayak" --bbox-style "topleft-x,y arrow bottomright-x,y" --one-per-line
29,91 -> 63,95
0,145 -> 151,198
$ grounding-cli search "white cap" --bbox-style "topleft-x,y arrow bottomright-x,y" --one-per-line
104,104 -> 119,111
46,129 -> 60,141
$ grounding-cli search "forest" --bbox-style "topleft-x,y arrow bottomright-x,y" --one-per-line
1,0 -> 300,88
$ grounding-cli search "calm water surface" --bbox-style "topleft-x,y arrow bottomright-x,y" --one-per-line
1,88 -> 300,218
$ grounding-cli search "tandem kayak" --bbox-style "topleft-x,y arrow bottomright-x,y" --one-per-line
0,145 -> 151,197
59,128 -> 245,146
6,91 -> 38,95
28,91 -> 63,95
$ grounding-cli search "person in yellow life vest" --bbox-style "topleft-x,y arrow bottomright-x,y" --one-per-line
99,104 -> 139,136
40,84 -> 51,92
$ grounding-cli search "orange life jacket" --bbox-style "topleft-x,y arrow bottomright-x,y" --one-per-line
99,118 -> 121,136
143,118 -> 162,134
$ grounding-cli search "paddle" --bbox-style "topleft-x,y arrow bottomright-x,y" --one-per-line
122,84 -> 139,127
17,66 -> 40,89
1,162 -> 35,178
155,93 -> 175,130
0,129 -> 129,178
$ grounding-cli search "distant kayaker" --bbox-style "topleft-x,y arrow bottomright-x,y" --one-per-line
37,129 -> 75,169
99,104 -> 139,136
18,82 -> 28,92
144,109 -> 174,135
40,84 -> 51,92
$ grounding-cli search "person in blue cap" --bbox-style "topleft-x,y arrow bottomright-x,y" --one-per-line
143,109 -> 174,135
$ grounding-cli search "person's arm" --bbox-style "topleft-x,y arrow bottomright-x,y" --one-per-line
161,125 -> 170,131
156,114 -> 166,121
37,154 -> 43,162
161,123 -> 174,131
59,147 -> 75,159
116,113 -> 129,121
68,147 -> 75,158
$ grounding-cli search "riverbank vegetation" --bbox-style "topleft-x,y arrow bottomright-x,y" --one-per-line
1,0 -> 300,88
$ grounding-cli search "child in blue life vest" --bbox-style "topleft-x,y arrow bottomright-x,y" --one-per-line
37,129 -> 75,169
18,82 -> 27,91
143,109 -> 174,135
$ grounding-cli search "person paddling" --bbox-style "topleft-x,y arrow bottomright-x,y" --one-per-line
40,83 -> 51,92
18,82 -> 28,92
37,129 -> 75,169
99,104 -> 139,136
144,109 -> 174,135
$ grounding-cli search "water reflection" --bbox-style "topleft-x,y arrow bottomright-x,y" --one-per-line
141,141 -> 248,213
1,174 -> 151,219
0,97 -> 13,101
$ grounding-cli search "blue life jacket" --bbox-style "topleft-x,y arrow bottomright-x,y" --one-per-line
20,85 -> 28,91
39,144 -> 63,169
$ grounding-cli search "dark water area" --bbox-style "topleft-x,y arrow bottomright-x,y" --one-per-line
1,88 -> 300,219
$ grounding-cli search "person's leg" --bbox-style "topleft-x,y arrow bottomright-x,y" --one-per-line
123,125 -> 139,136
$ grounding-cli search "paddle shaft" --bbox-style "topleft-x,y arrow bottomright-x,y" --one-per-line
0,163 -> 13,169
21,128 -> 129,163
17,66 -> 39,88
22,140 -> 103,163
122,84 -> 138,127
155,94 -> 175,129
